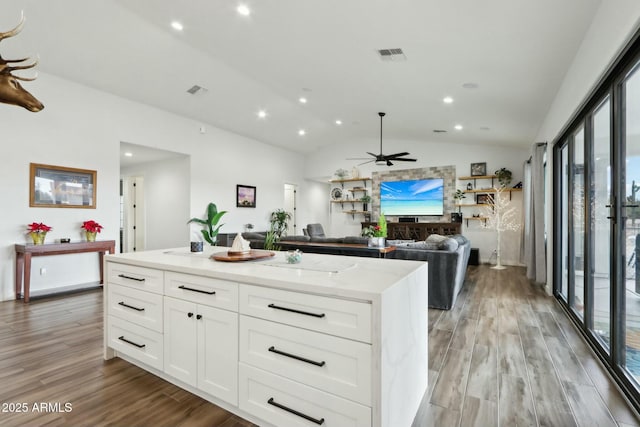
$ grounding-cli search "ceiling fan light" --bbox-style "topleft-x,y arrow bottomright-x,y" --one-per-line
375,160 -> 386,166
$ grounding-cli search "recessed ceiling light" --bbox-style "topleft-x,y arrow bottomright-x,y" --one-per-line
335,120 -> 342,125
298,129 -> 306,136
454,124 -> 463,130
237,4 -> 251,16
443,96 -> 453,104
124,152 -> 133,157
257,110 -> 267,119
299,97 -> 307,104
171,21 -> 183,31
462,82 -> 479,89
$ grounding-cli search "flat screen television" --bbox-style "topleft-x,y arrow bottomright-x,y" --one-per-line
380,178 -> 444,216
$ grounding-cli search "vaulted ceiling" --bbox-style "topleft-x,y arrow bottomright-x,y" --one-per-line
3,0 -> 601,153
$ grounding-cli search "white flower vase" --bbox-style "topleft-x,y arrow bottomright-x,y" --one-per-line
368,237 -> 385,248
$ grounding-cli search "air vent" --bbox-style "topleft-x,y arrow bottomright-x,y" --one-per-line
433,129 -> 447,133
186,85 -> 208,95
377,48 -> 406,61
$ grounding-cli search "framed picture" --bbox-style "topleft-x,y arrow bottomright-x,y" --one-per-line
236,184 -> 256,208
29,163 -> 96,208
470,162 -> 486,176
476,193 -> 494,205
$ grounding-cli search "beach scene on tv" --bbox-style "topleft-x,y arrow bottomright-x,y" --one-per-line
380,178 -> 444,216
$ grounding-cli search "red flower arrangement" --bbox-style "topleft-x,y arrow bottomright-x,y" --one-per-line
27,222 -> 52,234
81,220 -> 103,233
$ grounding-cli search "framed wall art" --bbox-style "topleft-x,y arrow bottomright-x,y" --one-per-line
470,162 -> 487,176
236,184 -> 256,208
29,163 -> 96,208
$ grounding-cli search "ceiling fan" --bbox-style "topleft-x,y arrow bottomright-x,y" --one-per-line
348,112 -> 417,166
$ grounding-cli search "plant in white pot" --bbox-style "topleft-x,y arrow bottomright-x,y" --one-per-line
187,202 -> 227,246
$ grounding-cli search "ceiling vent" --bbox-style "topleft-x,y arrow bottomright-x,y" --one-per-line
433,129 -> 447,133
186,85 -> 208,95
377,48 -> 406,61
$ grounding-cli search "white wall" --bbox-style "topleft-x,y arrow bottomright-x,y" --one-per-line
305,138 -> 529,265
536,0 -> 640,292
1,72 -> 308,301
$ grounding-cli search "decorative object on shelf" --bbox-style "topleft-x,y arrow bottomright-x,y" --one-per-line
236,184 -> 256,208
451,212 -> 462,223
360,194 -> 371,211
362,213 -> 387,247
453,189 -> 466,212
60,238 -> 70,243
0,14 -> 44,112
482,186 -> 521,270
476,193 -> 493,205
346,112 -> 417,166
494,167 -> 513,187
81,220 -> 103,242
30,163 -> 96,209
188,202 -> 227,246
286,249 -> 303,264
190,241 -> 203,252
334,168 -> 349,179
228,233 -> 251,255
470,162 -> 487,176
244,223 -> 254,232
27,222 -> 51,245
330,187 -> 343,200
467,182 -> 473,190
513,181 -> 523,188
351,166 -> 360,179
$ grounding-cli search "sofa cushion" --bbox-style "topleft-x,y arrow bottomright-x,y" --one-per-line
310,236 -> 344,243
387,239 -> 415,246
343,236 -> 369,244
281,235 -> 311,242
426,234 -> 448,243
306,224 -> 326,238
450,234 -> 469,246
438,237 -> 459,251
242,232 -> 266,240
405,241 -> 441,250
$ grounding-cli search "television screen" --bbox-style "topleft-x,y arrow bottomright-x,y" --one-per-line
380,178 -> 444,216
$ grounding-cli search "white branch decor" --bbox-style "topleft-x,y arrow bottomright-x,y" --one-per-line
482,186 -> 521,269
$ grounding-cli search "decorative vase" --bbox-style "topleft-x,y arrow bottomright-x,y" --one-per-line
368,237 -> 385,248
85,231 -> 97,242
351,166 -> 360,179
30,232 -> 46,245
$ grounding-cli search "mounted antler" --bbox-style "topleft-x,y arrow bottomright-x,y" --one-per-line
0,13 -> 44,112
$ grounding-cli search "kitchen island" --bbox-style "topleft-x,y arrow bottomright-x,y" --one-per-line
103,247 -> 428,427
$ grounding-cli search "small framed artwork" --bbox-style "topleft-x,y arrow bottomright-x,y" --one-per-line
29,163 -> 96,208
236,184 -> 256,208
470,162 -> 487,176
476,193 -> 494,205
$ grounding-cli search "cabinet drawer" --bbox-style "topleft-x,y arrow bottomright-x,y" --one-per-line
240,316 -> 371,406
107,316 -> 163,371
165,272 -> 238,311
108,263 -> 163,294
239,284 -> 371,343
108,284 -> 163,332
239,364 -> 371,427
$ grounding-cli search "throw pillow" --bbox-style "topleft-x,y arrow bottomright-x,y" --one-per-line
438,238 -> 459,251
406,241 -> 441,250
426,234 -> 448,243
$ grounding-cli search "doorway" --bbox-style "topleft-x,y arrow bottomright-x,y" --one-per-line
284,183 -> 297,236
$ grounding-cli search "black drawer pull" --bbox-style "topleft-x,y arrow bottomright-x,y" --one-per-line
178,285 -> 216,295
267,398 -> 324,425
267,303 -> 325,318
118,301 -> 145,312
118,274 -> 145,282
268,346 -> 325,367
118,336 -> 145,348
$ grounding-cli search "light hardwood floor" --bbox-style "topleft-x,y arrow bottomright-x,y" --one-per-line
414,265 -> 640,427
1,265 -> 639,426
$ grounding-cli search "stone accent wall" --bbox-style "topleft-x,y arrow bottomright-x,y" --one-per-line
371,165 -> 456,222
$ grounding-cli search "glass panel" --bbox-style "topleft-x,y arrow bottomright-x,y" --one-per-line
573,127 -> 585,318
592,99 -> 611,350
624,64 -> 640,381
561,144 -> 569,301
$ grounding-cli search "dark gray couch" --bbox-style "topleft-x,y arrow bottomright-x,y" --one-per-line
388,235 -> 471,310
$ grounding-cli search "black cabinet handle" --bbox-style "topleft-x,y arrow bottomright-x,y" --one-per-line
624,203 -> 640,208
267,303 -> 325,318
197,314 -> 202,320
268,346 -> 325,367
118,336 -> 145,348
118,301 -> 145,312
118,274 -> 145,282
178,285 -> 216,295
267,398 -> 324,425
188,312 -> 194,318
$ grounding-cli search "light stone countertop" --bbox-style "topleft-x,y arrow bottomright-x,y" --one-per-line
105,247 -> 427,302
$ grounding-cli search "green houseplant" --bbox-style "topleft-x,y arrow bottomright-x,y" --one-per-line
270,209 -> 292,239
495,167 -> 513,188
453,189 -> 466,213
187,202 -> 227,245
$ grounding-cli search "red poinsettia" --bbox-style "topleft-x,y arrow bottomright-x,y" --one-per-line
27,222 -> 52,233
81,220 -> 103,233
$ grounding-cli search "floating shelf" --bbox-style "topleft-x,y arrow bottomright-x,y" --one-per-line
465,217 -> 488,226
458,175 -> 497,180
463,188 -> 522,193
455,203 -> 492,207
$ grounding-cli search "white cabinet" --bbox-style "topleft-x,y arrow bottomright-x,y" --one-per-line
163,296 -> 238,406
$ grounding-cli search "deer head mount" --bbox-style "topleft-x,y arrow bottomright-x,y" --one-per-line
0,14 -> 44,112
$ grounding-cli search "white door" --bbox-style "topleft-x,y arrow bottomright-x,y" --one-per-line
122,176 -> 145,252
197,305 -> 239,405
284,184 -> 297,236
164,297 -> 197,387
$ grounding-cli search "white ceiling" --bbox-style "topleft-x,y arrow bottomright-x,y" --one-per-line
4,0 -> 601,155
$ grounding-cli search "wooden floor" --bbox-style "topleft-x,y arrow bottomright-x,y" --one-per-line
414,265 -> 640,427
1,266 -> 639,426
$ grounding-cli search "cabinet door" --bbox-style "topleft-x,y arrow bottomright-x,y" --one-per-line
197,304 -> 238,405
164,297 -> 197,387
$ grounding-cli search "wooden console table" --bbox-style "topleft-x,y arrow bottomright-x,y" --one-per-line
361,222 -> 461,240
15,240 -> 116,303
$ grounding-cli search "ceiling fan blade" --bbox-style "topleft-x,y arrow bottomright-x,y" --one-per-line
358,159 -> 375,166
366,152 -> 379,157
393,158 -> 417,162
385,152 -> 410,158
346,157 -> 373,160
386,160 -> 394,166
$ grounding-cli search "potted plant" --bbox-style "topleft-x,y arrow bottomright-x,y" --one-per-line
495,167 -> 513,188
81,220 -> 103,242
27,222 -> 51,245
334,168 -> 349,180
270,209 -> 292,239
362,213 -> 387,247
360,194 -> 372,212
187,202 -> 227,245
453,189 -> 466,213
